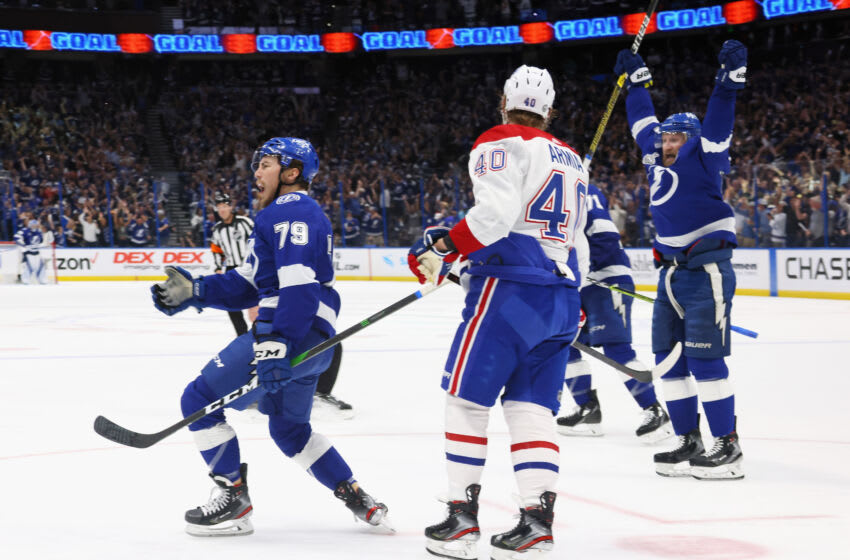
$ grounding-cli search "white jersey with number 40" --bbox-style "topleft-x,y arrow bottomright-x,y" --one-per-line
455,124 -> 589,266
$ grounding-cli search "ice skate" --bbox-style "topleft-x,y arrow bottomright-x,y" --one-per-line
490,491 -> 556,560
185,463 -> 253,536
654,426 -> 704,477
312,392 -> 355,421
636,401 -> 674,443
690,430 -> 744,480
425,484 -> 481,559
556,389 -> 602,436
334,480 -> 392,531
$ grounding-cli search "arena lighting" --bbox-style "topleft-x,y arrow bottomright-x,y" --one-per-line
656,5 -> 726,30
0,29 -> 28,48
321,32 -> 356,53
724,0 -> 759,24
256,34 -> 324,53
519,22 -> 554,44
116,33 -> 153,53
761,0 -> 838,18
360,30 -> 429,51
553,17 -> 623,40
221,34 -> 257,54
1,0 -> 848,55
51,32 -> 121,51
23,30 -> 53,50
425,28 -> 455,48
154,34 -> 223,53
452,26 -> 523,47
621,12 -> 658,35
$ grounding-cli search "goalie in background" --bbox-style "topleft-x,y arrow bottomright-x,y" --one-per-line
14,219 -> 51,285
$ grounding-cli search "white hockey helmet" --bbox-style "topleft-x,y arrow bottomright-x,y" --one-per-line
502,64 -> 555,119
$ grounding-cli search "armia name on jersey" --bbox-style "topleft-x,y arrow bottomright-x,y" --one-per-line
548,144 -> 582,171
276,193 -> 301,205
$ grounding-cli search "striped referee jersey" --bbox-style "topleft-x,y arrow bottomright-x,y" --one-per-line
211,215 -> 254,270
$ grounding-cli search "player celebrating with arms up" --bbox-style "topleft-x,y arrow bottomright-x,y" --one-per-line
616,41 -> 747,479
410,65 -> 586,559
151,137 -> 389,536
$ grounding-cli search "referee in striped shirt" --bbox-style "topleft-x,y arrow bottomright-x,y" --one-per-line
211,192 -> 256,335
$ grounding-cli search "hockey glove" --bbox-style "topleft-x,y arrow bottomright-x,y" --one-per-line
253,321 -> 293,394
151,266 -> 204,316
407,227 -> 457,284
716,40 -> 747,90
614,50 -> 652,89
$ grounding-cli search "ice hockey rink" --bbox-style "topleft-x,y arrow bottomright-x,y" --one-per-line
1,281 -> 848,560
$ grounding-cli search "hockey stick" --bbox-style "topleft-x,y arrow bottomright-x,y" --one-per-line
583,0 -> 660,169
586,277 -> 759,339
93,276 -> 455,448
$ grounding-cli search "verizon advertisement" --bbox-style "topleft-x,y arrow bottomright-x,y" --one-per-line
55,248 -> 215,279
776,249 -> 850,296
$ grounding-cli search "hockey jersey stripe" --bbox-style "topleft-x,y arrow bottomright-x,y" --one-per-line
631,115 -> 659,139
655,217 -> 736,248
701,133 -> 733,153
512,461 -> 559,473
471,123 -> 575,152
585,218 -> 619,237
258,297 -> 337,328
449,218 -> 487,256
587,264 -> 634,281
277,263 -> 318,288
449,277 -> 498,395
446,452 -> 487,466
446,432 -> 488,445
510,440 -> 559,452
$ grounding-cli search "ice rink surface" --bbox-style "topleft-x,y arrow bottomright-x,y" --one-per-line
1,281 -> 849,560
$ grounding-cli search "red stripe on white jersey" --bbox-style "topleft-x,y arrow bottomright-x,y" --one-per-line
510,440 -> 560,453
446,432 -> 488,445
449,277 -> 498,396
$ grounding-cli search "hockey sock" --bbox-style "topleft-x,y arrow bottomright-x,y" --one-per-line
290,432 -> 353,491
605,343 -> 657,408
503,400 -> 559,507
659,350 -> 699,435
564,359 -> 592,405
445,394 -> 490,501
194,422 -> 243,482
690,357 -> 735,437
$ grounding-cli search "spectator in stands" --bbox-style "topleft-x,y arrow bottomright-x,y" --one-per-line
80,211 -> 100,247
343,210 -> 361,247
128,214 -> 151,247
363,207 -> 384,246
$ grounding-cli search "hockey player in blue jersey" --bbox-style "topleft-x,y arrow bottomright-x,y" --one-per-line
14,219 -> 48,284
616,40 -> 747,480
150,137 -> 389,536
411,65 -> 585,560
556,184 -> 672,442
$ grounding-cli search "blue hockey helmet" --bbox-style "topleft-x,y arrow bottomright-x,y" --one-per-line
28,219 -> 39,229
660,112 -> 701,139
251,137 -> 319,184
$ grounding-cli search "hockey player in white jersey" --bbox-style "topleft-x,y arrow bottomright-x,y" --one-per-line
557,183 -> 672,442
14,219 -> 49,284
617,41 -> 747,479
410,65 -> 586,559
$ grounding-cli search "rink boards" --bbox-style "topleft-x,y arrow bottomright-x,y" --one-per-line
1,244 -> 848,299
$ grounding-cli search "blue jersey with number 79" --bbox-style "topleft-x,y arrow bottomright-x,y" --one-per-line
202,190 -> 340,343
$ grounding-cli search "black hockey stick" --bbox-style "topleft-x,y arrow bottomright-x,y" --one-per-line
93,276 -> 455,448
586,277 -> 759,339
583,0 -> 660,169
